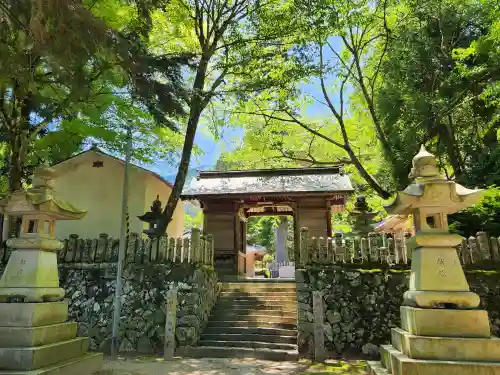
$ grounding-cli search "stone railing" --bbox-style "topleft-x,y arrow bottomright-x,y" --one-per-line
0,229 -> 214,267
298,227 -> 500,267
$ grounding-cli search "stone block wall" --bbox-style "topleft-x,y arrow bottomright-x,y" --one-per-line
296,267 -> 500,358
0,262 -> 219,354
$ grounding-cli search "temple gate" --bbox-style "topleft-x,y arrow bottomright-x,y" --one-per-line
181,166 -> 354,276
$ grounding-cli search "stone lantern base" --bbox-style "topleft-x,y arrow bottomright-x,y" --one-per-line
366,306 -> 500,375
0,300 -> 102,374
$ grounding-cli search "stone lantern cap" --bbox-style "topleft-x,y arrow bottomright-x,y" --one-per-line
352,195 -> 372,213
350,195 -> 377,218
385,145 -> 484,216
138,195 -> 163,223
4,165 -> 87,220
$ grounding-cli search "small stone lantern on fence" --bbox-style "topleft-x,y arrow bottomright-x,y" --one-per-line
0,165 -> 87,302
138,195 -> 163,237
349,195 -> 377,237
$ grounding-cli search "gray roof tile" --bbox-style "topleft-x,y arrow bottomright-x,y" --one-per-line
182,168 -> 354,197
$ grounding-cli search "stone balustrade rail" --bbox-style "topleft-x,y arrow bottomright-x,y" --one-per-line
0,229 -> 214,267
299,227 -> 500,267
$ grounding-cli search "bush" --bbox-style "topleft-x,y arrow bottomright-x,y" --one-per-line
449,186 -> 500,237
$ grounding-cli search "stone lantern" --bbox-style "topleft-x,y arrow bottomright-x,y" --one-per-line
0,165 -> 87,302
138,195 -> 163,237
0,165 -> 102,373
385,145 -> 484,309
367,146 -> 500,375
349,195 -> 377,237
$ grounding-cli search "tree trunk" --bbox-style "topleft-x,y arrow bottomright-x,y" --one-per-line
154,58 -> 210,236
157,109 -> 203,233
440,116 -> 463,179
9,132 -> 24,192
8,82 -> 31,193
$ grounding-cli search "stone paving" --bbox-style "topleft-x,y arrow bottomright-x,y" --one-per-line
96,356 -> 308,375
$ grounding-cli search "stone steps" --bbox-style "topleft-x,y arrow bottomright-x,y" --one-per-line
202,333 -> 297,344
200,339 -> 297,351
207,321 -> 296,329
220,291 -> 296,298
216,300 -> 297,309
213,308 -> 297,317
203,326 -> 297,336
221,285 -> 296,292
219,296 -> 296,303
221,281 -> 297,286
192,280 -> 298,361
209,315 -> 297,324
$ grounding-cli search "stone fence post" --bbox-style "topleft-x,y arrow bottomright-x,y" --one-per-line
313,290 -> 326,362
164,288 -> 178,360
299,227 -> 309,267
190,228 -> 201,263
207,234 -> 214,266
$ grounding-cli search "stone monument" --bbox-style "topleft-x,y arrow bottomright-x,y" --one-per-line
275,217 -> 289,264
349,195 -> 377,237
0,165 -> 103,374
367,145 -> 500,375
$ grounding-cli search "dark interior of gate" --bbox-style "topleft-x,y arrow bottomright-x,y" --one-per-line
181,166 -> 354,278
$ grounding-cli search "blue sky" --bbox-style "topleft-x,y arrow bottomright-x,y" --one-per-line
148,37 -> 343,181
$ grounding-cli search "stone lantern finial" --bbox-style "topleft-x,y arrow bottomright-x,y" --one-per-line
409,145 -> 441,180
31,164 -> 55,190
151,195 -> 162,213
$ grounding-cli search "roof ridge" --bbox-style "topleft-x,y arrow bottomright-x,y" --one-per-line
50,148 -> 174,189
198,166 -> 344,179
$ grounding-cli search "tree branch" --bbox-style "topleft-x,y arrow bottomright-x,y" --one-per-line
318,42 -> 351,143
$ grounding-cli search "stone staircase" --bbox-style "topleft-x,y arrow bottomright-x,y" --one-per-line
182,280 -> 298,361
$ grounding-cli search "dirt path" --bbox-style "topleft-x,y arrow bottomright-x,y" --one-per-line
96,356 -> 308,375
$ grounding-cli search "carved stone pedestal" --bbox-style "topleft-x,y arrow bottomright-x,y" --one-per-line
0,301 -> 102,374
367,305 -> 500,375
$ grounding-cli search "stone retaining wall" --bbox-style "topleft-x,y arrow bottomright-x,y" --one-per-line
0,262 -> 219,354
296,267 -> 500,358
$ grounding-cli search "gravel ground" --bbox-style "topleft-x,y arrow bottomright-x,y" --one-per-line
96,356 -> 308,375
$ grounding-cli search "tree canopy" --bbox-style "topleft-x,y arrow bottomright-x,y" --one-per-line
0,0 -> 189,192
1,0 -> 499,237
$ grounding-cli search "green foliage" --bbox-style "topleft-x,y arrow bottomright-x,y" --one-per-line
0,0 -> 189,191
246,216 -> 295,261
247,216 -> 280,253
450,187 -> 500,237
374,0 -> 500,188
299,360 -> 367,375
214,0 -> 396,199
184,210 -> 203,229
